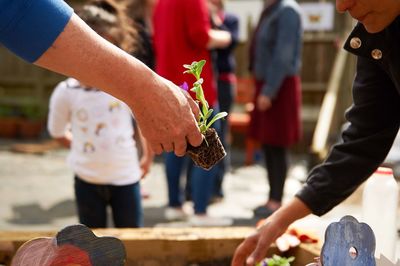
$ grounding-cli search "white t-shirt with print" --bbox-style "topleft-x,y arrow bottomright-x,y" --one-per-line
48,78 -> 142,185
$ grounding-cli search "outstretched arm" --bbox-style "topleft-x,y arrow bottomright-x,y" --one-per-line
231,198 -> 311,266
35,14 -> 202,156
1,0 -> 202,156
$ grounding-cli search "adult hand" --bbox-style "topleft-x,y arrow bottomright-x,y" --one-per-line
132,77 -> 203,156
231,217 -> 288,266
256,95 -> 272,111
231,198 -> 311,266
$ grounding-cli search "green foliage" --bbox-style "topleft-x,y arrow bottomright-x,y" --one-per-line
19,104 -> 46,121
183,60 -> 227,134
0,104 -> 45,120
0,105 -> 16,117
257,255 -> 295,266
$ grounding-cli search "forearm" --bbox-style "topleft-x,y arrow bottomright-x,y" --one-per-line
266,198 -> 311,230
36,13 -> 203,156
35,14 -> 161,120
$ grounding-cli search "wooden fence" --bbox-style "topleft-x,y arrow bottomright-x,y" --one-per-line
0,0 -> 356,154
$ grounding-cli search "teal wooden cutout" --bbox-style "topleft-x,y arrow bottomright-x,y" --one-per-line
321,215 -> 376,266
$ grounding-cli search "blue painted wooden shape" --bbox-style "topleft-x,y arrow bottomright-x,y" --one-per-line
321,215 -> 376,266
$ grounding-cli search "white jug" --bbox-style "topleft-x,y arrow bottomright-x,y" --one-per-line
362,167 -> 398,262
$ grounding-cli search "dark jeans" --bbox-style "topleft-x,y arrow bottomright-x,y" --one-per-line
165,107 -> 221,214
215,79 -> 235,197
74,176 -> 143,228
165,153 -> 218,214
263,144 -> 288,202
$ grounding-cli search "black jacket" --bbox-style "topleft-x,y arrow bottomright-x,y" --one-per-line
296,17 -> 400,216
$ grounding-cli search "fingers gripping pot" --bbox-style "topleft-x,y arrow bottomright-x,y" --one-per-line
187,128 -> 226,170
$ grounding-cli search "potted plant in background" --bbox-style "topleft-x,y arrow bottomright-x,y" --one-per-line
184,60 -> 228,170
17,104 -> 45,139
0,105 -> 19,138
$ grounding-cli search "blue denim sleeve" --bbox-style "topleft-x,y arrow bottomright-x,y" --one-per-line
0,0 -> 73,63
262,8 -> 301,97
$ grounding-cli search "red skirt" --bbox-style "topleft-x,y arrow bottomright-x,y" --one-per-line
248,76 -> 302,147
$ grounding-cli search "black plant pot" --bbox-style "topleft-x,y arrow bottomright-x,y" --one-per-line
187,128 -> 226,170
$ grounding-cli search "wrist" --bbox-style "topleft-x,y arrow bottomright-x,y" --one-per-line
270,198 -> 311,229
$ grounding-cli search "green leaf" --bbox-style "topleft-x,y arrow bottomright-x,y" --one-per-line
194,78 -> 204,86
183,59 -> 221,130
195,60 -> 206,77
199,124 -> 207,134
201,102 -> 209,120
205,112 -> 228,130
204,109 -> 213,120
259,255 -> 295,266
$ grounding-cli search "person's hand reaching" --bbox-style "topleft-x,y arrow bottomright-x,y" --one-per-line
231,198 -> 312,266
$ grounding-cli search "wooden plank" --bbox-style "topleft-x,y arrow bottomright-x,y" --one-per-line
303,32 -> 339,43
302,82 -> 327,92
311,47 -> 349,158
0,227 -> 320,266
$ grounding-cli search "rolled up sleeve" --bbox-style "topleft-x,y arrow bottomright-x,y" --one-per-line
0,0 -> 73,63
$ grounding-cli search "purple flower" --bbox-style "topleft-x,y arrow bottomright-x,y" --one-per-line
179,82 -> 189,91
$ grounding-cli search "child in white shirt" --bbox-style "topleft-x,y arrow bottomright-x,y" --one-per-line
47,0 -> 153,228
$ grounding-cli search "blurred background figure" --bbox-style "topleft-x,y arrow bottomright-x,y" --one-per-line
248,0 -> 303,218
127,0 -> 157,70
208,0 -> 239,202
47,0 -> 153,228
153,0 -> 232,226
127,0 -> 158,199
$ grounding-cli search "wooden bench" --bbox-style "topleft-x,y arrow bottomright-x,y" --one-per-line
0,227 -> 320,266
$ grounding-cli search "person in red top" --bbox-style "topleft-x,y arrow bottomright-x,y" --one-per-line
153,0 -> 225,106
153,0 -> 232,226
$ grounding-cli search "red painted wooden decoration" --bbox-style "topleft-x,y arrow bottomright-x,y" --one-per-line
11,224 -> 125,266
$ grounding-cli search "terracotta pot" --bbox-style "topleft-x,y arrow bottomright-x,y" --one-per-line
18,119 -> 44,139
187,128 -> 226,170
0,118 -> 19,138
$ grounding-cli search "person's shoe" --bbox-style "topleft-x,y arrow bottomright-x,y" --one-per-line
209,195 -> 224,204
188,215 -> 233,227
164,207 -> 188,221
253,205 -> 276,218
